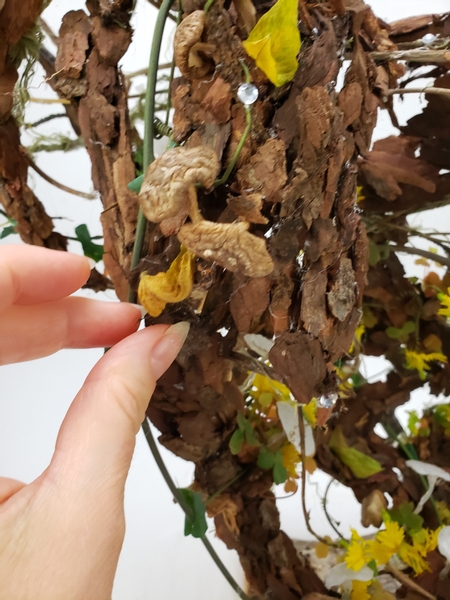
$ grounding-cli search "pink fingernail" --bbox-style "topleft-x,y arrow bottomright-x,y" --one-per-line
151,322 -> 190,378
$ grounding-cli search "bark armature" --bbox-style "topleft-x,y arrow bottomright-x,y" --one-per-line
4,0 -> 450,598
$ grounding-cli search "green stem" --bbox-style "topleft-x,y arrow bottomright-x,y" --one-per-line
203,0 -> 215,15
143,0 -> 173,169
214,60 -> 252,187
141,419 -> 252,600
128,0 -> 174,302
206,469 -> 247,505
214,105 -> 251,187
165,1 -> 182,126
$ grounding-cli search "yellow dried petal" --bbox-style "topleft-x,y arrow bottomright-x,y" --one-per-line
303,398 -> 317,427
315,540 -> 330,559
138,247 -> 196,317
242,0 -> 300,87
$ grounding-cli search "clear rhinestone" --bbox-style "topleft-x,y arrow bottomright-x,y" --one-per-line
318,391 -> 338,409
237,83 -> 259,106
422,33 -> 436,45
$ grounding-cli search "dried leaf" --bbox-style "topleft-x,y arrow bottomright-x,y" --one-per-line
242,0 -> 300,87
138,246 -> 196,317
173,10 -> 213,79
178,220 -> 274,278
139,146 -> 220,226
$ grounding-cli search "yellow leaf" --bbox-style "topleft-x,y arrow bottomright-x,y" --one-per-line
242,0 -> 300,87
329,427 -> 383,479
304,456 -> 317,474
284,478 -> 298,493
423,334 -> 443,353
138,247 -> 196,317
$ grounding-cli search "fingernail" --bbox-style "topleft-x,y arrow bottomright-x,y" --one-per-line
86,257 -> 96,270
130,303 -> 148,319
151,322 -> 190,378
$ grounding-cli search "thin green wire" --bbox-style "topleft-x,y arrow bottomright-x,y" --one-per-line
214,60 -> 252,187
142,420 -> 251,600
128,4 -> 252,597
128,0 -> 174,302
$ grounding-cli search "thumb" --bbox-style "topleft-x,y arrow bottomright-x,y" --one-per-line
47,322 -> 189,495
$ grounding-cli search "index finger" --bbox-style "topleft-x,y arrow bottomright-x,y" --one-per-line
0,245 -> 91,311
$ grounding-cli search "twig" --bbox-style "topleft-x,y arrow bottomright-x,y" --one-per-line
298,409 -> 337,546
125,63 -> 173,80
25,113 -> 68,128
385,87 -> 450,97
141,419 -> 252,600
29,97 -> 71,104
322,479 -> 345,540
27,156 -> 97,200
385,244 -> 450,269
370,49 -> 450,65
38,17 -> 59,46
385,564 -> 436,600
366,218 -> 450,255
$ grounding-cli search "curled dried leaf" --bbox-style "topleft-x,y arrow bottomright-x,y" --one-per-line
178,220 -> 274,278
138,246 -> 196,317
139,146 -> 220,225
174,10 -> 214,79
361,489 -> 387,528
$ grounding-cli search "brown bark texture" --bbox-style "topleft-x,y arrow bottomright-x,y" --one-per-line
0,0 -> 67,249
5,1 -> 450,599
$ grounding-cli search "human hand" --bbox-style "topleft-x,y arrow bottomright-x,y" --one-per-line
0,245 -> 188,600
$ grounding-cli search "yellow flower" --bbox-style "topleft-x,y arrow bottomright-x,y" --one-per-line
398,541 -> 430,575
411,528 -> 440,557
351,580 -> 371,600
367,540 -> 395,566
242,0 -> 300,87
345,530 -> 370,571
438,288 -> 450,318
404,348 -> 447,380
138,246 -> 195,317
281,442 -> 300,479
250,373 -> 291,410
376,521 -> 404,552
303,398 -> 317,427
357,522 -> 405,568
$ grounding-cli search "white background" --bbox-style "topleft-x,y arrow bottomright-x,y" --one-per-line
1,0 -> 449,598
